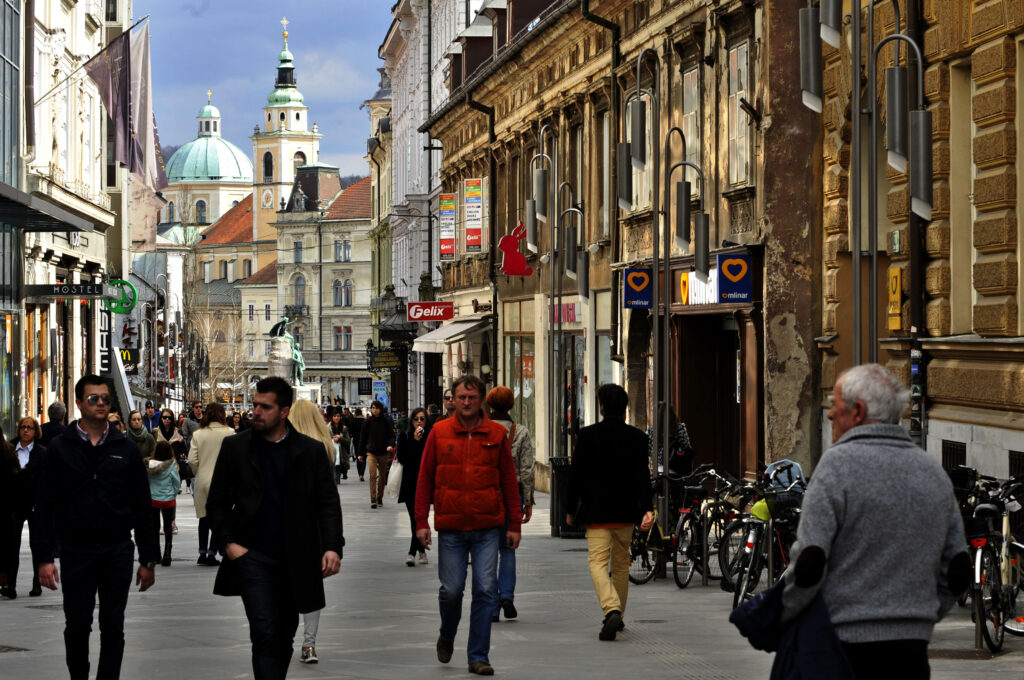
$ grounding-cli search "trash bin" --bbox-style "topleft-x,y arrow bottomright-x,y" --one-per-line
549,457 -> 585,539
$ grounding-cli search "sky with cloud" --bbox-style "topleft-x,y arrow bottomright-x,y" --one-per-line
136,0 -> 393,177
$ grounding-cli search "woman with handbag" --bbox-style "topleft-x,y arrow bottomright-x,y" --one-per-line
187,403 -> 232,566
395,407 -> 430,567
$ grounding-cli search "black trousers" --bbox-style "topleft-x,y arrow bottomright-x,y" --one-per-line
60,540 -> 135,680
6,508 -> 40,591
355,456 -> 367,478
198,517 -> 211,554
842,639 -> 929,680
404,500 -> 424,556
237,551 -> 299,680
151,507 -> 174,552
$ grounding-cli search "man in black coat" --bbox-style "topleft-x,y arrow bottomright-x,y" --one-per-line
356,400 -> 395,509
206,376 -> 344,680
39,400 -> 67,447
4,416 -> 45,598
34,375 -> 158,680
565,383 -> 653,642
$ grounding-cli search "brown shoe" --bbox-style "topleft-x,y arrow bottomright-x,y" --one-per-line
468,661 -> 494,675
436,636 -> 454,664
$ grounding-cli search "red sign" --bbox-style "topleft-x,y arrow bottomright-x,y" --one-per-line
407,301 -> 455,322
498,222 -> 534,276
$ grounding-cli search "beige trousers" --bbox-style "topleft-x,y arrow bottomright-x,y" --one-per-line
367,453 -> 390,502
585,526 -> 633,617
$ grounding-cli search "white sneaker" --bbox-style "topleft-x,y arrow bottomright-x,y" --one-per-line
301,647 -> 318,664
418,552 -> 429,565
405,554 -> 415,567
172,522 -> 179,535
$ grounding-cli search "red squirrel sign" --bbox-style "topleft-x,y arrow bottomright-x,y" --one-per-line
498,222 -> 534,276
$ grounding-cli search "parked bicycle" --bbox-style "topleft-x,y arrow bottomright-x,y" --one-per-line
671,465 -> 747,588
730,461 -> 807,609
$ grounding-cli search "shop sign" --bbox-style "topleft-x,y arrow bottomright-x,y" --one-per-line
24,283 -> 116,298
681,267 -> 719,305
439,193 -> 457,261
717,253 -> 752,303
367,348 -> 403,371
548,302 -> 580,323
119,347 -> 138,375
103,279 -> 139,314
408,301 -> 454,322
372,380 -> 389,409
464,179 -> 483,252
887,267 -> 902,330
623,268 -> 652,309
357,377 -> 373,395
498,222 -> 533,276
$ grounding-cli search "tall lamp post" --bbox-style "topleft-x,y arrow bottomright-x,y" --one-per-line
800,0 -> 932,364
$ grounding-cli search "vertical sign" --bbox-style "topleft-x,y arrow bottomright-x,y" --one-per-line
623,268 -> 653,308
887,267 -> 902,330
464,178 -> 483,252
439,193 -> 457,261
372,379 -> 389,410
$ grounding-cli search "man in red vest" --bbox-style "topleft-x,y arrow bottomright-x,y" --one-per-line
416,375 -> 522,677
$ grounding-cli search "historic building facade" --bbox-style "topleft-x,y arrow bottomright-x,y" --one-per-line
422,0 -> 822,483
817,2 -> 1024,480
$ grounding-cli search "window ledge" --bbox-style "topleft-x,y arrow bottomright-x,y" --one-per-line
722,186 -> 756,202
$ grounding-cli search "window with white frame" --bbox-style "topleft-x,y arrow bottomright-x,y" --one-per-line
728,42 -> 751,186
682,65 -> 700,196
342,279 -> 353,307
334,240 -> 343,262
625,92 -> 652,209
293,241 -> 303,264
248,303 -> 254,321
333,280 -> 343,307
264,339 -> 271,356
248,340 -> 255,358
264,302 -> 271,321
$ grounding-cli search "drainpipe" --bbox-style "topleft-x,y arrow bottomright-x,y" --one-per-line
907,0 -> 924,335
23,0 -> 36,169
581,0 -> 622,360
466,91 -> 498,383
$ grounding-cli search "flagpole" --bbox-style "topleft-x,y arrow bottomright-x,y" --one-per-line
33,14 -> 151,107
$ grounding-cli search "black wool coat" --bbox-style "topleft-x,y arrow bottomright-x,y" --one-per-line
205,424 -> 345,613
395,428 -> 428,504
9,441 -> 45,515
566,417 -> 654,526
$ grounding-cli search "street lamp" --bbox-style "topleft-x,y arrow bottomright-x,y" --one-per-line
799,0 -> 933,364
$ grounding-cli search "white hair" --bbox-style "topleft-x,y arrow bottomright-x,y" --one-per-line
838,363 -> 909,424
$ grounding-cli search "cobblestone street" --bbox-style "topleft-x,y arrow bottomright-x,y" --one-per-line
0,483 -> 1020,679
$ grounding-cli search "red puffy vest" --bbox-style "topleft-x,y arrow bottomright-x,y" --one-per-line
428,412 -> 509,531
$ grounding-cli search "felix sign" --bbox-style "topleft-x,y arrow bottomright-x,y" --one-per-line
407,301 -> 455,322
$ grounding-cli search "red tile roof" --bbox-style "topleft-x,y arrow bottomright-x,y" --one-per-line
239,259 -> 277,285
325,176 -> 371,220
200,194 -> 253,244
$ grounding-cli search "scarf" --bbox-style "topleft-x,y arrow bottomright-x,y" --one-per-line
127,424 -> 150,443
158,423 -> 177,441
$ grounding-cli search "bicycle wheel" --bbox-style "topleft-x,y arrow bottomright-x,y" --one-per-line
628,524 -> 658,585
673,516 -> 698,588
1005,544 -> 1024,637
975,546 -> 1004,652
733,522 -> 765,609
702,502 -> 731,581
717,518 -> 747,592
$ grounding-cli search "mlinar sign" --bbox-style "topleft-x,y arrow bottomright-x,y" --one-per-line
407,301 -> 455,322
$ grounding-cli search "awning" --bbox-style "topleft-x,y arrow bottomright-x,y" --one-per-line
0,181 -> 94,232
412,318 -> 491,354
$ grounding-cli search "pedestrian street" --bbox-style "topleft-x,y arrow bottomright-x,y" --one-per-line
0,482 -> 1019,679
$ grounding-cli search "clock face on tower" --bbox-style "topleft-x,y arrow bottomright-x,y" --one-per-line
262,189 -> 274,208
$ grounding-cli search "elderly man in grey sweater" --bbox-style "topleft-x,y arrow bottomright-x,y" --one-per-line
782,364 -> 969,679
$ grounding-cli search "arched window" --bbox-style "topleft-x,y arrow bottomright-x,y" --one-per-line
219,261 -> 227,279
296,112 -> 301,121
263,152 -> 273,182
293,151 -> 306,173
167,201 -> 175,222
280,112 -> 286,121
243,259 -> 252,278
333,280 -> 343,307
342,279 -> 353,307
195,200 -> 207,224
294,276 -> 306,307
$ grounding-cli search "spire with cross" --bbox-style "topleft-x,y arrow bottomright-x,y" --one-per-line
281,16 -> 289,41
206,89 -> 212,104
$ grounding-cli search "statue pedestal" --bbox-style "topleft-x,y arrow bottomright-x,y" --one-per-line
268,337 -> 293,381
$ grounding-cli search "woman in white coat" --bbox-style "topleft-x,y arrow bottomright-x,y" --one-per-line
187,402 -> 233,566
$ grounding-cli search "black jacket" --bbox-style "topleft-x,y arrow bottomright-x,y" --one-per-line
33,422 -> 158,565
10,441 -> 45,515
39,421 -> 66,447
206,425 -> 345,613
357,414 -> 395,457
566,417 -> 653,525
395,428 -> 428,504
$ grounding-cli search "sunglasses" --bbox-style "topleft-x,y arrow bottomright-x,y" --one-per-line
19,425 -> 35,430
413,416 -> 427,422
85,394 -> 111,406
443,394 -> 453,401
161,416 -> 173,420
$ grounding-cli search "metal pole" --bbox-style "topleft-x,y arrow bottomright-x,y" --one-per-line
851,0 -> 862,365
868,1 -> 878,364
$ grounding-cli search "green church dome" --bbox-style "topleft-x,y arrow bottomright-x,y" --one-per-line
166,136 -> 253,183
198,104 -> 221,119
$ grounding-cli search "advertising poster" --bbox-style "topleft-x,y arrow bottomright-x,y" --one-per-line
439,193 -> 457,260
464,178 -> 482,252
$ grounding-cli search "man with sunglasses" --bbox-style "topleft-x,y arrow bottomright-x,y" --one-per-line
181,401 -> 204,450
33,374 -> 159,680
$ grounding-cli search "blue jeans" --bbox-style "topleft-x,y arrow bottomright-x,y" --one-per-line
492,542 -> 516,615
437,529 -> 501,664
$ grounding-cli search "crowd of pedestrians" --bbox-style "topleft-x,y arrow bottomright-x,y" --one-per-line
0,362 -> 974,680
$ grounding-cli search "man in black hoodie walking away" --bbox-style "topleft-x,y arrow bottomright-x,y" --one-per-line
34,375 -> 159,680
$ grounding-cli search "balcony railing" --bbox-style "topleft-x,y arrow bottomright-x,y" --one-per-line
284,304 -> 309,317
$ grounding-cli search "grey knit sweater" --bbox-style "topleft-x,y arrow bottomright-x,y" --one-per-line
782,423 -> 966,643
